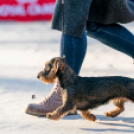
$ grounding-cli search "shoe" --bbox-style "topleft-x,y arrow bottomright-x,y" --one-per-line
25,80 -> 77,116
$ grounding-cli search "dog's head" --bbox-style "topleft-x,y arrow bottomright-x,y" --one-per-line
37,57 -> 65,83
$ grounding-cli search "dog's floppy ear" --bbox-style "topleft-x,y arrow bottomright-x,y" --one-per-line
56,58 -> 64,71
46,58 -> 64,78
46,61 -> 57,78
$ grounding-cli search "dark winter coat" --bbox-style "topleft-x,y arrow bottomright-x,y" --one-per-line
52,0 -> 134,38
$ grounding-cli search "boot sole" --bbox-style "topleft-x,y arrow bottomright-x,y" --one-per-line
25,109 -> 77,116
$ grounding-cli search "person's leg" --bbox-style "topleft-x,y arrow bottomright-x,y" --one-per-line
87,21 -> 134,58
59,28 -> 87,115
86,21 -> 134,118
61,28 -> 87,75
25,28 -> 87,116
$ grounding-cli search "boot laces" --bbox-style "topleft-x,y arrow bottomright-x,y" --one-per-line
42,82 -> 60,103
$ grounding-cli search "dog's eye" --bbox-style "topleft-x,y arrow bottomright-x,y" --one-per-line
48,63 -> 52,68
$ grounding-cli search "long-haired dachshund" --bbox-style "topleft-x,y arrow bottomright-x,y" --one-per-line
37,57 -> 133,122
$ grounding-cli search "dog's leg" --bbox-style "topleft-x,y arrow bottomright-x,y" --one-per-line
105,98 -> 127,118
46,102 -> 75,121
80,110 -> 96,122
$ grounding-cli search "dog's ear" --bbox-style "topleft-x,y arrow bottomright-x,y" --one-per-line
46,62 -> 57,78
46,58 -> 64,78
56,58 -> 64,71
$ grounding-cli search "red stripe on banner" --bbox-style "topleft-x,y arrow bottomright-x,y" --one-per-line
0,0 -> 56,21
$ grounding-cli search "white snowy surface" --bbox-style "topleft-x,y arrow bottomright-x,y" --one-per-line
0,22 -> 134,134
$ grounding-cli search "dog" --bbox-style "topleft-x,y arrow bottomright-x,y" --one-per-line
37,57 -> 133,122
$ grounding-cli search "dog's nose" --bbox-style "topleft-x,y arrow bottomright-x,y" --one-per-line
37,75 -> 40,79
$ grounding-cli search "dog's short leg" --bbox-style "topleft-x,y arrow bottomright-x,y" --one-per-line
80,110 -> 96,122
105,98 -> 127,118
46,102 -> 75,121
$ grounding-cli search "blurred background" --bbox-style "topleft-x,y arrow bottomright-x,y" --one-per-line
0,0 -> 134,134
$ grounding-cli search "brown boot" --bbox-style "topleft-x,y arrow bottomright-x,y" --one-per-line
25,80 -> 77,116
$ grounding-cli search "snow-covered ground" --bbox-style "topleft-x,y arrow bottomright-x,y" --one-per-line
0,22 -> 134,134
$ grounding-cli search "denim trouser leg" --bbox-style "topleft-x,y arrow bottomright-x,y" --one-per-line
60,22 -> 134,75
60,28 -> 87,75
87,21 -> 134,58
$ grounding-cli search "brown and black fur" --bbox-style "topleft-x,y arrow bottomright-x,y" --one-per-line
37,57 -> 134,122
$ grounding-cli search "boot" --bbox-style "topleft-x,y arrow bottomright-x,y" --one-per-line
25,80 -> 77,116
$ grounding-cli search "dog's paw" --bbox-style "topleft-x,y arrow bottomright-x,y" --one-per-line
89,114 -> 96,122
46,113 -> 60,121
46,113 -> 52,119
105,112 -> 116,118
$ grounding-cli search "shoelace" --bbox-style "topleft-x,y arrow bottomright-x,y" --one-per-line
42,83 -> 60,103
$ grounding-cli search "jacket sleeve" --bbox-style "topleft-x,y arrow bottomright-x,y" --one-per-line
52,0 -> 93,38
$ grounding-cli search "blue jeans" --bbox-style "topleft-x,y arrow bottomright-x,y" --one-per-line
61,22 -> 134,75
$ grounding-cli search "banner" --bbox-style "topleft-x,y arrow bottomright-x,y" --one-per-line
0,0 -> 56,21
